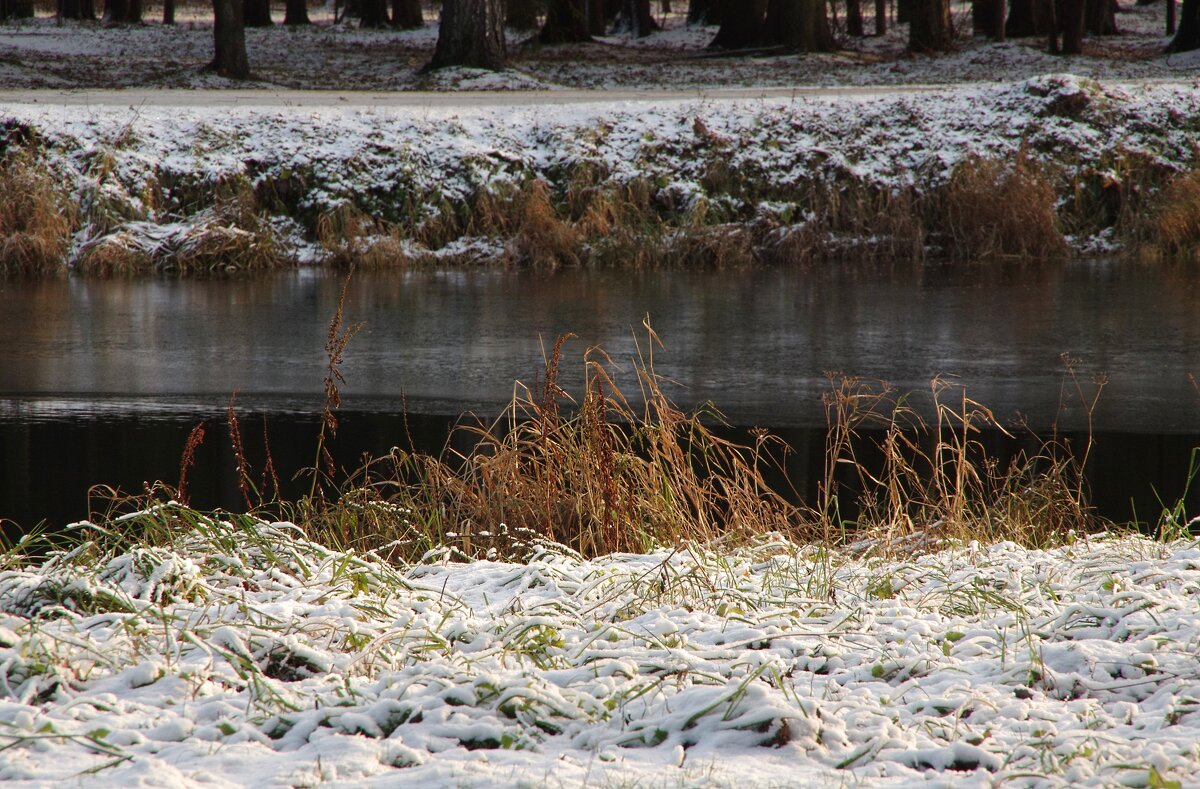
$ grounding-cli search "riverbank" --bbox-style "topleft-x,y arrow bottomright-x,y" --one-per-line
3,75 -> 1200,275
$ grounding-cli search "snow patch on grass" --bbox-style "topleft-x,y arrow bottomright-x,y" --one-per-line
0,514 -> 1198,786
5,74 -> 1200,271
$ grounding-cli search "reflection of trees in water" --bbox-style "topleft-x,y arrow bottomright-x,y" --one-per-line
4,261 -> 1200,434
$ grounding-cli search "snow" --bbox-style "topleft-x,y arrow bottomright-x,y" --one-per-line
1,516 -> 1199,786
5,73 -> 1199,263
0,2 -> 1194,91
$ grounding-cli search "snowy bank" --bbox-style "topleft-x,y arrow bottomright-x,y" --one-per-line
0,514 -> 1199,786
4,75 -> 1200,273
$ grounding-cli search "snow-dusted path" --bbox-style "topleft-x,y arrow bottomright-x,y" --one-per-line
0,85 -> 955,109
0,80 -> 1193,109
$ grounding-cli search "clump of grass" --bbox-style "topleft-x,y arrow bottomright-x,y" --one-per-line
77,220 -> 288,276
1146,168 -> 1200,261
818,371 -> 1099,554
316,204 -> 408,268
809,181 -> 924,262
296,328 -> 801,559
512,180 -> 581,270
933,156 -> 1067,261
0,149 -> 75,275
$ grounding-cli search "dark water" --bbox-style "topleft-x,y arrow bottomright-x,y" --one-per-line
3,260 -> 1200,530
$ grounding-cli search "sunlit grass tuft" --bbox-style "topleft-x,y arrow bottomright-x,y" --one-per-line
0,150 -> 75,275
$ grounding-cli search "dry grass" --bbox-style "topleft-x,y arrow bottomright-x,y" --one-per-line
317,204 -> 409,269
77,325 -> 1116,564
297,327 -> 801,559
807,181 -> 925,262
76,179 -> 292,275
77,220 -> 288,275
933,156 -> 1068,261
1147,168 -> 1200,261
818,372 -> 1098,554
0,151 -> 75,275
512,181 -> 582,270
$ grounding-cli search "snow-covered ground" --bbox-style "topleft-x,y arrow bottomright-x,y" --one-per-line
1,516 -> 1199,787
0,1 -> 1196,91
7,73 -> 1200,266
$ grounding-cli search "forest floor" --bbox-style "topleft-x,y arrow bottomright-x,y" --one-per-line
0,1 -> 1195,92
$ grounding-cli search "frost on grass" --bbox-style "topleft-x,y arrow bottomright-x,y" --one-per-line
0,512 -> 1198,786
6,75 -> 1200,270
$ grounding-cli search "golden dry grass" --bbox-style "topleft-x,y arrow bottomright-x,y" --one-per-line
317,204 -> 409,269
1148,168 -> 1200,261
935,156 -> 1068,261
0,151 -> 75,275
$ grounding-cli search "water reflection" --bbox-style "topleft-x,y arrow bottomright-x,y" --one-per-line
2,260 -> 1199,528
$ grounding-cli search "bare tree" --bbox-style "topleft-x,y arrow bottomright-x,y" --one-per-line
361,0 -> 388,26
506,0 -> 540,28
1052,0 -> 1085,53
1085,0 -> 1117,34
429,0 -> 507,69
1167,0 -> 1199,49
688,0 -> 719,23
973,0 -> 1005,39
101,0 -> 142,25
244,0 -> 271,26
58,0 -> 97,19
614,0 -> 658,35
210,0 -> 251,78
909,0 -> 954,52
846,0 -> 865,36
1006,0 -> 1054,37
765,0 -> 837,51
392,0 -> 423,27
709,0 -> 767,48
540,0 -> 592,42
284,0 -> 310,24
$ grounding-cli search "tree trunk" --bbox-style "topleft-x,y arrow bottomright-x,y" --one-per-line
909,0 -> 954,51
1055,0 -> 1085,52
244,0 -> 271,25
875,0 -> 886,34
540,0 -> 592,42
614,0 -> 658,35
210,0 -> 251,78
709,0 -> 767,48
102,0 -> 142,25
1167,0 -> 1199,49
588,0 -> 607,33
284,0 -> 310,24
1006,0 -> 1053,36
59,0 -> 83,19
897,0 -> 912,23
765,0 -> 838,50
846,0 -> 865,35
360,0 -> 388,26
430,0 -> 507,69
1084,0 -> 1117,33
688,0 -> 719,23
163,0 -> 174,23
505,0 -> 539,28
391,0 -> 422,26
974,0 -> 1005,37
